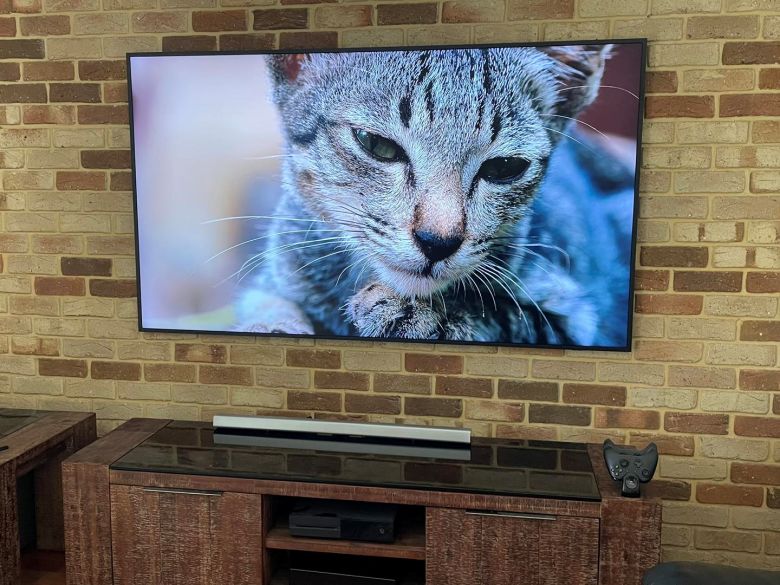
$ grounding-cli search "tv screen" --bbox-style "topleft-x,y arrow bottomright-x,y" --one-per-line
128,40 -> 645,350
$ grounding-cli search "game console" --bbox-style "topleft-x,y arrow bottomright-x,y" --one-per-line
603,439 -> 658,498
289,500 -> 397,543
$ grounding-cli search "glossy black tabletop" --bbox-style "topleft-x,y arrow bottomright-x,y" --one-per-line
112,421 -> 601,501
0,409 -> 50,440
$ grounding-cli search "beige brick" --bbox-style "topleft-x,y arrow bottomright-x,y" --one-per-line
542,21 -> 610,41
642,122 -> 675,145
683,69 -> 754,93
695,529 -> 762,553
52,129 -> 103,148
406,26 -> 471,46
747,222 -> 780,244
5,212 -> 57,233
230,387 -> 284,408
531,360 -> 595,381
87,319 -> 138,339
711,246 -> 747,268
706,343 -> 776,366
0,129 -> 49,148
663,503 -> 729,529
144,404 -> 200,420
0,278 -> 32,295
700,390 -> 770,414
639,196 -> 708,219
229,345 -> 284,366
464,355 -> 527,378
662,525 -> 691,547
0,106 -> 21,126
117,341 -> 171,361
465,400 -> 524,422
717,146 -> 780,169
473,23 -> 539,43
0,151 -> 25,170
613,17 -> 683,41
343,351 -> 401,372
651,0 -> 721,13
599,363 -> 665,386
62,298 -> 113,317
704,296 -> 777,318
256,366 -> 309,389
103,36 -> 159,58
639,171 -> 672,193
766,16 -> 780,39
643,147 -> 712,169
35,318 -> 86,337
630,388 -> 697,410
62,339 -> 114,358
699,437 -> 770,461
341,29 -> 404,48
3,170 -> 54,190
648,43 -> 720,67
634,316 -> 665,338
637,221 -> 671,244
64,379 -> 115,399
674,222 -> 744,243
756,247 -> 780,269
0,356 -> 36,376
27,149 -> 80,170
578,0 -> 647,16
6,255 -> 58,274
669,366 -> 736,389
732,508 -> 780,532
633,340 -> 703,362
46,38 -> 102,60
12,375 -> 62,395
73,13 -> 129,35
172,385 -> 227,405
750,172 -> 780,194
116,381 -> 170,401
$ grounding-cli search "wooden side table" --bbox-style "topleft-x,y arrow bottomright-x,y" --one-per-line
0,409 -> 96,585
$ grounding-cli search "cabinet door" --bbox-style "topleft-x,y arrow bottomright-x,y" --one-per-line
426,508 -> 599,585
110,484 -> 263,585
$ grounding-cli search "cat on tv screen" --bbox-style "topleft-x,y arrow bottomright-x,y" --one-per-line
128,40 -> 645,350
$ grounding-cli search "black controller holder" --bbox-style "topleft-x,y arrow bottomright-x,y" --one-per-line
602,439 -> 659,498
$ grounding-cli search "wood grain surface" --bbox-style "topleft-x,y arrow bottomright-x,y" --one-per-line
110,485 -> 263,585
0,411 -> 95,585
109,470 -> 602,519
63,418 -> 167,585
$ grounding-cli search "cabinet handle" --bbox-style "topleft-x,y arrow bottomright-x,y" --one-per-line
465,510 -> 557,521
142,487 -> 223,497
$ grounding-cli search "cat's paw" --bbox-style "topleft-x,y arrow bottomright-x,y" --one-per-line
235,291 -> 314,335
346,283 -> 441,339
239,318 -> 314,335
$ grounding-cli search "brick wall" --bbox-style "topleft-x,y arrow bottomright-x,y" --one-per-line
1,0 -> 779,569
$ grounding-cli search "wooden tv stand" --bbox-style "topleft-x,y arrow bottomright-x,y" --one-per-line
63,419 -> 660,585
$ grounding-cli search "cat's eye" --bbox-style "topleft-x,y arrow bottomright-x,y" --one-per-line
478,157 -> 531,184
353,128 -> 404,162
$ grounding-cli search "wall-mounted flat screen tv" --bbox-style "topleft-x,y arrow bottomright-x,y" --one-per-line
128,39 -> 645,350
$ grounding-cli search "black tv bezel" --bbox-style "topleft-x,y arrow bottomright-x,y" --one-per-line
126,38 -> 647,352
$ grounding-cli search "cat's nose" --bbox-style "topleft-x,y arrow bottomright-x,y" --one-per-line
413,230 -> 463,263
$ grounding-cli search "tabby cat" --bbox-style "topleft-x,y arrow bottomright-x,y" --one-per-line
235,45 -> 635,347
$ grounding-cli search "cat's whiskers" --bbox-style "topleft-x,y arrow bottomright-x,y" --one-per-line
293,247 -> 353,275
464,273 -> 486,318
477,263 -> 524,321
539,113 -> 613,144
241,154 -> 298,161
471,268 -> 498,311
202,215 -> 365,230
559,84 -> 639,100
205,228 -> 358,264
484,258 -> 555,336
229,236 -> 352,284
541,126 -> 602,157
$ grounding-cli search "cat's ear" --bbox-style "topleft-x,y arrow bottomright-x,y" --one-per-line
538,44 -> 611,118
268,54 -> 310,90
